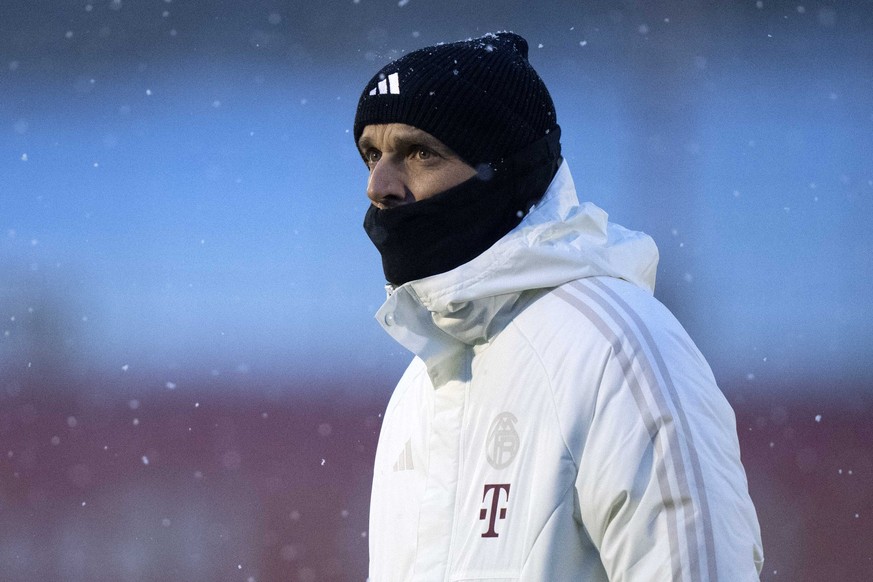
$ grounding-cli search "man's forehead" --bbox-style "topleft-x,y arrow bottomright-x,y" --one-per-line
358,123 -> 448,150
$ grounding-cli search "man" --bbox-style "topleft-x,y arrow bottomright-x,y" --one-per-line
354,32 -> 763,581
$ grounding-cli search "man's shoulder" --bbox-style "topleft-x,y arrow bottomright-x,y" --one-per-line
510,276 -> 667,346
477,278 -> 637,397
502,275 -> 697,382
512,275 -> 716,396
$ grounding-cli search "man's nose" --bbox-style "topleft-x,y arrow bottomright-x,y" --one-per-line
367,159 -> 409,208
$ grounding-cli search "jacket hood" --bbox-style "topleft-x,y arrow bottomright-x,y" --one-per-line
375,161 -> 659,385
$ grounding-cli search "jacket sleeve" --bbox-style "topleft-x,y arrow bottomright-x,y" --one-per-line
571,312 -> 763,581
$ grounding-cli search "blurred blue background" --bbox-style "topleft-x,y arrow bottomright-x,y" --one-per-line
3,0 -> 872,392
2,1 -> 872,580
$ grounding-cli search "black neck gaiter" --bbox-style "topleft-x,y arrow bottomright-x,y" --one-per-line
364,129 -> 562,286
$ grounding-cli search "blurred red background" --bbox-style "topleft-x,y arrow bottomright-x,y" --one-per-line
2,374 -> 871,581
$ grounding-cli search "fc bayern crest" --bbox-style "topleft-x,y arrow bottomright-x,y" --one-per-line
486,412 -> 520,469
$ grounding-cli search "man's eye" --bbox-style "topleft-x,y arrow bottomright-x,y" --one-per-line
365,149 -> 381,164
415,148 -> 432,160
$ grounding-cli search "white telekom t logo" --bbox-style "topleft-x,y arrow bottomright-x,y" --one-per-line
369,72 -> 401,96
480,483 -> 511,538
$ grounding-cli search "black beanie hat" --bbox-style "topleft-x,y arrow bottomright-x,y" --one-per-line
353,32 -> 559,168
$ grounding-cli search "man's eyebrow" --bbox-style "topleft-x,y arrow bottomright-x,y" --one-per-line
392,129 -> 455,155
357,135 -> 375,152
396,131 -> 452,153
359,128 -> 456,156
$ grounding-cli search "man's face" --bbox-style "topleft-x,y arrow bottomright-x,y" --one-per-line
358,123 -> 477,209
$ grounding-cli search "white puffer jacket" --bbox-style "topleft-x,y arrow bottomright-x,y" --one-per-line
368,162 -> 763,581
